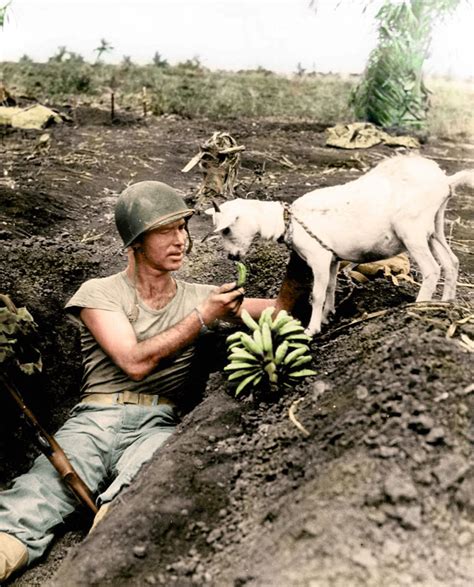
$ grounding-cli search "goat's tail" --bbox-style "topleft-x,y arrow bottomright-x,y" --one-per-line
447,169 -> 474,189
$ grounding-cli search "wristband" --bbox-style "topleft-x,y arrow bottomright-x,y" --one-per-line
193,307 -> 209,334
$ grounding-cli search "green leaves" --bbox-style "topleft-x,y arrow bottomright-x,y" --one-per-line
0,294 -> 42,376
224,308 -> 316,399
0,2 -> 11,29
350,0 -> 465,129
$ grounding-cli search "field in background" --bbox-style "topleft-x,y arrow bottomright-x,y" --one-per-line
1,59 -> 473,140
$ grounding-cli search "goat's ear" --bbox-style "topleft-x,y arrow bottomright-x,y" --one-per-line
211,199 -> 221,213
204,208 -> 215,218
213,216 -> 234,233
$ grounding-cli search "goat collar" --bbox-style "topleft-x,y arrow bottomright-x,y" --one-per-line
277,202 -> 293,245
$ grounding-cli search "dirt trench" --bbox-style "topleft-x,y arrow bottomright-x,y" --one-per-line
0,110 -> 473,586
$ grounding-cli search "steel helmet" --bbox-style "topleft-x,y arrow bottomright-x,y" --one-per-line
115,181 -> 194,247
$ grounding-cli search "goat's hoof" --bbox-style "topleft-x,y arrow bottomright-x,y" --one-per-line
304,327 -> 318,337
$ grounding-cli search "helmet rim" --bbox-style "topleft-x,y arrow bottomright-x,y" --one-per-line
115,180 -> 194,248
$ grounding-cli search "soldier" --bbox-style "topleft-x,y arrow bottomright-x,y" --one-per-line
0,180 -> 300,581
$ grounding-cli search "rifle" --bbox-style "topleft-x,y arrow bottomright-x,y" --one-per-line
0,293 -> 97,515
0,373 -> 98,515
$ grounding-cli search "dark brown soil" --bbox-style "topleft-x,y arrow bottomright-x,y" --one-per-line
0,108 -> 473,587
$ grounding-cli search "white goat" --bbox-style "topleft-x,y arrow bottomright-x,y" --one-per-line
205,155 -> 473,335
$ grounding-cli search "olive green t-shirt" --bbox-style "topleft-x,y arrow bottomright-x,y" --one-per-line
65,271 -> 215,401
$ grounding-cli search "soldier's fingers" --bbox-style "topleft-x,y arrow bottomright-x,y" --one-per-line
218,281 -> 238,293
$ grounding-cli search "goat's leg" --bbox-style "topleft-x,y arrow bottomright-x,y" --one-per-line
321,257 -> 339,324
402,236 -> 441,301
429,236 -> 458,300
305,257 -> 332,336
431,202 -> 459,300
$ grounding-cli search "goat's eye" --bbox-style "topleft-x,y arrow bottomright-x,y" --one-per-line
222,227 -> 231,236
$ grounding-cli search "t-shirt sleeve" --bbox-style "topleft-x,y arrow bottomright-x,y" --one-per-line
65,278 -> 125,316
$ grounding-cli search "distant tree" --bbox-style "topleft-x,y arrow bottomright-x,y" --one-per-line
152,51 -> 168,68
311,0 -> 470,129
176,56 -> 204,72
19,54 -> 33,63
296,62 -> 306,77
255,65 -> 274,76
94,38 -> 114,63
121,55 -> 133,68
66,51 -> 85,64
49,45 -> 68,63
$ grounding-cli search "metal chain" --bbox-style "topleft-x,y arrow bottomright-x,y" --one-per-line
282,202 -> 337,257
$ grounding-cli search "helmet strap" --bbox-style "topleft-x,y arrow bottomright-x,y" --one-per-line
127,249 -> 140,323
185,225 -> 193,254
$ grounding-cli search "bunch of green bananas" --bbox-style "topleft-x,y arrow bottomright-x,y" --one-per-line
224,307 -> 316,398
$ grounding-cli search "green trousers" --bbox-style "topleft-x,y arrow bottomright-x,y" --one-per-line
0,402 -> 177,564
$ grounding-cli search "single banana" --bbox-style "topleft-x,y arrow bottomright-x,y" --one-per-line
278,322 -> 305,337
241,309 -> 259,331
240,332 -> 265,357
271,308 -> 288,321
253,328 -> 264,350
224,361 -> 259,371
284,333 -> 312,343
228,367 -> 259,381
235,371 -> 262,397
271,311 -> 293,332
235,261 -> 247,288
274,341 -> 289,365
288,368 -> 317,378
226,331 -> 243,344
288,355 -> 312,369
283,346 -> 308,365
258,306 -> 275,327
228,342 -> 244,352
287,341 -> 310,350
261,322 -> 273,358
228,349 -> 260,363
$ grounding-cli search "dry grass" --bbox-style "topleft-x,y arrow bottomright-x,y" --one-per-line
0,59 -> 472,140
426,77 -> 474,141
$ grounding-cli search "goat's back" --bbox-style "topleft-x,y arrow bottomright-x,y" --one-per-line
368,154 -> 445,185
291,155 -> 450,261
295,155 -> 449,214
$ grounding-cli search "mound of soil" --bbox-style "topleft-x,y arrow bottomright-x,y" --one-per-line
0,110 -> 472,586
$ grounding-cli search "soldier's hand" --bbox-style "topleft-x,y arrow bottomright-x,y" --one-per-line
197,282 -> 245,324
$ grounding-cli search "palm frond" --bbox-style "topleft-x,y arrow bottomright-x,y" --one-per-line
351,0 -> 467,129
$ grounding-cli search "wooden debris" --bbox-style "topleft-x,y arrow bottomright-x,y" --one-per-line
182,131 -> 245,209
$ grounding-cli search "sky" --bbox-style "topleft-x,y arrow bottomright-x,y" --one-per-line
0,0 -> 473,78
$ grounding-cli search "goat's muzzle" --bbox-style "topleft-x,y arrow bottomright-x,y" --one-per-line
228,252 -> 241,261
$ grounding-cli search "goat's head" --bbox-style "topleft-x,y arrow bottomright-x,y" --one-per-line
204,199 -> 260,260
